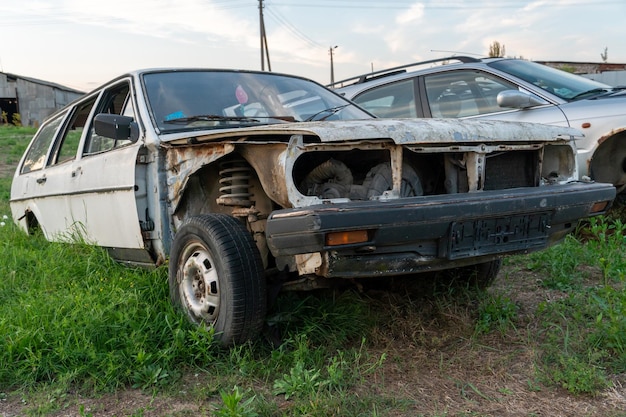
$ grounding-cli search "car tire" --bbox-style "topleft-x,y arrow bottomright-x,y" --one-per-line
442,259 -> 502,290
168,214 -> 266,346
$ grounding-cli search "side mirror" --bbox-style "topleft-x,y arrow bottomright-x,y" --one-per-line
497,90 -> 547,109
94,114 -> 140,143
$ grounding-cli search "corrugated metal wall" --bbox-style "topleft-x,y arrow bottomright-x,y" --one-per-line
0,72 -> 83,127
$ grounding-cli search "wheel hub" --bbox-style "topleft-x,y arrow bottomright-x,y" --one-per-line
180,245 -> 220,324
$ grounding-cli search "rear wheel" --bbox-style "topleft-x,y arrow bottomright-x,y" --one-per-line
168,214 -> 266,345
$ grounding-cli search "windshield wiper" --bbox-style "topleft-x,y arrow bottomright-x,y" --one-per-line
569,88 -> 611,100
304,104 -> 351,122
163,114 -> 297,124
164,115 -> 259,124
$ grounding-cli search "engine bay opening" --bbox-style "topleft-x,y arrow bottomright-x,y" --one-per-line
293,149 -> 449,200
292,146 -> 545,201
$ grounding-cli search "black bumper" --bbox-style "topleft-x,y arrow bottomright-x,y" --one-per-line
265,182 -> 615,277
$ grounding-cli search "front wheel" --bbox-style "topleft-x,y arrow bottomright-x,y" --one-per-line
441,259 -> 502,290
168,214 -> 266,345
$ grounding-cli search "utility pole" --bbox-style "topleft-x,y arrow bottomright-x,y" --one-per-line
329,46 -> 338,85
259,0 -> 271,71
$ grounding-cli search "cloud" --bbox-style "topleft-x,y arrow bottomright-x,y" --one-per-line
382,2 -> 427,53
26,0 -> 260,46
396,2 -> 425,25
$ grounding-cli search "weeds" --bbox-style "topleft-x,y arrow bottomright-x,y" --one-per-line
474,293 -> 519,335
213,386 -> 259,417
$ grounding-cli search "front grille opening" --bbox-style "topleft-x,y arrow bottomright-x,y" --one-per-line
484,150 -> 539,190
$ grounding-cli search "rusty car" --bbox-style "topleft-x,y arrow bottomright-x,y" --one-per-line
10,68 -> 616,345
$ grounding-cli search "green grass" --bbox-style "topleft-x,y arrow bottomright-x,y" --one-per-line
507,207 -> 626,394
1,125 -> 626,415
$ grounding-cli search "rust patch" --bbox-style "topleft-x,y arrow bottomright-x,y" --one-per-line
165,143 -> 234,210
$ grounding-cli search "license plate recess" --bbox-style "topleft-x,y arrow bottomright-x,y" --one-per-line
447,213 -> 551,259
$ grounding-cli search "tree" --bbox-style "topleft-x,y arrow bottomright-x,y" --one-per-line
600,47 -> 608,63
488,41 -> 506,58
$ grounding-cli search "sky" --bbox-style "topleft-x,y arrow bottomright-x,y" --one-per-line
1,0 -> 625,93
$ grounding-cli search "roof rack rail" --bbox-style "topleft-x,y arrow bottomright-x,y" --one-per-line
328,56 -> 481,88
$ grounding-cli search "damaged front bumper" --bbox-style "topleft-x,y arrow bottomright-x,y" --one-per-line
265,182 -> 616,278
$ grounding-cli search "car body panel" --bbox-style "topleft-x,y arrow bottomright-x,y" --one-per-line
163,118 -> 581,145
266,182 -> 615,277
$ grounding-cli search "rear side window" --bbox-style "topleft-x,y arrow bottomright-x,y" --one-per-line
20,112 -> 67,174
50,98 -> 97,166
353,79 -> 417,118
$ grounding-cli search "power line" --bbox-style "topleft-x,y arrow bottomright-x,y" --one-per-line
268,0 -> 623,9
265,7 -> 324,50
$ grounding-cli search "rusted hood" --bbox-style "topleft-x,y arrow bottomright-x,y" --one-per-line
161,118 -> 581,145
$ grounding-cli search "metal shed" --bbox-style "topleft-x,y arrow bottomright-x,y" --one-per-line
0,72 -> 84,127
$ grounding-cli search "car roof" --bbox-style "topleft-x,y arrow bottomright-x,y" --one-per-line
331,56 -> 509,93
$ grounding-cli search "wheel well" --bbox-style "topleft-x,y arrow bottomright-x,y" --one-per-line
175,153 -> 275,219
590,131 -> 626,191
25,211 -> 40,235
174,153 -> 276,268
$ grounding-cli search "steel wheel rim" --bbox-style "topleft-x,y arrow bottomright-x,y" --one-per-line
179,241 -> 220,324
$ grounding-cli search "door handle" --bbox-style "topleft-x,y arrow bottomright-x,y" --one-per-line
36,176 -> 47,184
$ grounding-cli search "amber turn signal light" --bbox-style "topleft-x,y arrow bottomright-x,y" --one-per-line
326,230 -> 369,246
590,201 -> 610,214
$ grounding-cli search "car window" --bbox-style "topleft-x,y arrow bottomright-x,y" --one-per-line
424,71 -> 518,118
84,82 -> 134,155
20,111 -> 68,174
488,59 -> 611,101
143,70 -> 372,132
352,79 -> 417,118
49,97 -> 96,166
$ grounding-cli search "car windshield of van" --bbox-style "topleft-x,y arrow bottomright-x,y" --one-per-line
143,70 -> 372,133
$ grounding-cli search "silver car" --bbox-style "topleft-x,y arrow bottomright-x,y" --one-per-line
335,57 -> 626,194
10,68 -> 615,345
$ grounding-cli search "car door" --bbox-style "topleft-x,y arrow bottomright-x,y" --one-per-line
10,108 -> 73,238
65,80 -> 147,252
419,70 -> 569,126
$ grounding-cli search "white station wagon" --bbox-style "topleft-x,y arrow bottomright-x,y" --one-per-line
10,68 -> 615,344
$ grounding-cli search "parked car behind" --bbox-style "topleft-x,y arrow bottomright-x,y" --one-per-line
334,57 -> 626,194
10,68 -> 615,345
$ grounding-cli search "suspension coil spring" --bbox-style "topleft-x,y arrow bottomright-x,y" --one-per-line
217,159 -> 254,207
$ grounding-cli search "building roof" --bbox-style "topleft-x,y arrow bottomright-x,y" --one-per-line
1,71 -> 85,94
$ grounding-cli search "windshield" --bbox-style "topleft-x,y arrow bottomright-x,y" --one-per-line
488,59 -> 612,101
143,70 -> 372,132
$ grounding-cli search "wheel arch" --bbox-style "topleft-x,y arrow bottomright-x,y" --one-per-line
171,150 -> 277,269
589,128 -> 626,193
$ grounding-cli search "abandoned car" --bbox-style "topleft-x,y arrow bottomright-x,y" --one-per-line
10,68 -> 616,345
334,57 -> 626,194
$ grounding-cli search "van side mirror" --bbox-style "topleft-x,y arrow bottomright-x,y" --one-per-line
94,114 -> 140,143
